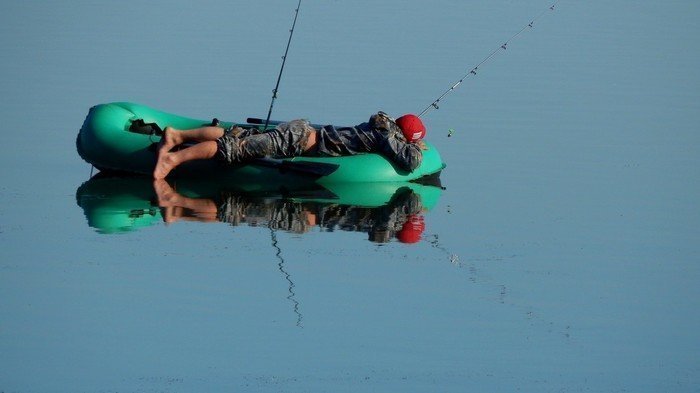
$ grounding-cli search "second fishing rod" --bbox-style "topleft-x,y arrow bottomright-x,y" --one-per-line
419,0 -> 562,118
263,0 -> 302,131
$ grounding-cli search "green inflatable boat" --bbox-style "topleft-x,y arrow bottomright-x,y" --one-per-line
77,102 -> 445,184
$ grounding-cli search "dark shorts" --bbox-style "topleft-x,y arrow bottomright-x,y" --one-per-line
216,119 -> 314,164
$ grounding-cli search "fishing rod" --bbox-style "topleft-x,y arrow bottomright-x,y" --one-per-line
263,0 -> 303,131
418,0 -> 562,118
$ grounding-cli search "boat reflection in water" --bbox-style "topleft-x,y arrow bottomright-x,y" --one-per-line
76,174 -> 443,244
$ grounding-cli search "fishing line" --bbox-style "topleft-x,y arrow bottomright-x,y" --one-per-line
418,0 -> 562,118
263,0 -> 303,131
270,227 -> 304,328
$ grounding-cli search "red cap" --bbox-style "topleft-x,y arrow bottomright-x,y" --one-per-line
396,214 -> 425,244
396,114 -> 426,142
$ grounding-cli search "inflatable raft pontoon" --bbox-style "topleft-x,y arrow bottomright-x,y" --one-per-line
76,102 -> 445,184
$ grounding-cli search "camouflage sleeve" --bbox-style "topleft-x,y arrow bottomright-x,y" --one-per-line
369,112 -> 394,131
369,112 -> 423,172
378,132 -> 423,172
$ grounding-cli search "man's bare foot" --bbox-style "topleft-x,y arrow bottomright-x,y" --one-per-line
153,151 -> 178,179
157,127 -> 182,156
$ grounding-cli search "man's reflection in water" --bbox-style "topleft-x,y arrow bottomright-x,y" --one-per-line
153,179 -> 426,244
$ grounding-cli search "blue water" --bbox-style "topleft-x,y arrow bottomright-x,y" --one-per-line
1,1 -> 699,392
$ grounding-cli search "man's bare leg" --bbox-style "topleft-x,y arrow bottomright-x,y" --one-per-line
154,140 -> 219,179
155,126 -> 319,178
158,126 -> 225,156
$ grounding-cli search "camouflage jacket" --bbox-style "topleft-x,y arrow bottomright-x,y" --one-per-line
316,112 -> 423,172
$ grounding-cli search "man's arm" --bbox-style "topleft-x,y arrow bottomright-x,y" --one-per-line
378,133 -> 423,172
366,112 -> 424,172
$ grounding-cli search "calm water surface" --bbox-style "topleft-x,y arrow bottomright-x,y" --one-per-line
1,1 -> 698,392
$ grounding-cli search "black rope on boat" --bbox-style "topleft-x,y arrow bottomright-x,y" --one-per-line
263,0 -> 303,131
418,0 -> 562,118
